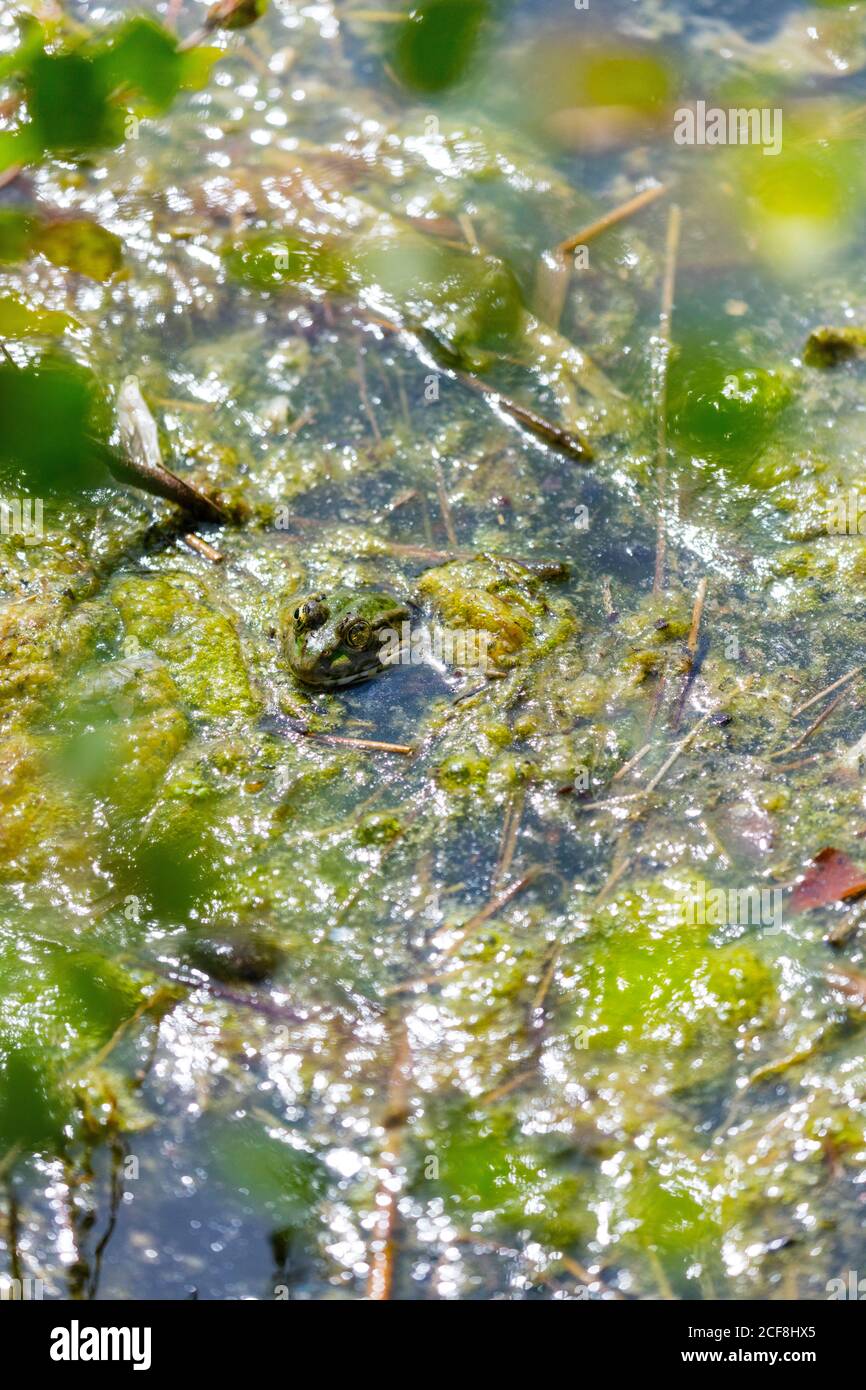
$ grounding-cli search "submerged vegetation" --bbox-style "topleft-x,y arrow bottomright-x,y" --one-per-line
1,0 -> 866,1300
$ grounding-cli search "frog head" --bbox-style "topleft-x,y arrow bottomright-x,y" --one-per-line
281,587 -> 409,688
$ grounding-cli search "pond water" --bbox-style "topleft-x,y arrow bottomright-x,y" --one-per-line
1,0 -> 866,1300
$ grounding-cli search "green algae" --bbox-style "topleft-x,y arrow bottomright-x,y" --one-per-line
569,880 -> 776,1061
111,574 -> 259,721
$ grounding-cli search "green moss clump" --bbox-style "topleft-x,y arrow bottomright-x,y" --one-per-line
668,347 -> 792,469
112,575 -> 259,719
418,553 -> 576,666
568,879 -> 775,1058
356,811 -> 403,846
803,325 -> 866,368
435,751 -> 491,790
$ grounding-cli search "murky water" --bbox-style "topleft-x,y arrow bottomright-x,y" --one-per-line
1,0 -> 866,1300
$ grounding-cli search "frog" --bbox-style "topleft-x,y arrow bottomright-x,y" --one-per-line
280,586 -> 410,689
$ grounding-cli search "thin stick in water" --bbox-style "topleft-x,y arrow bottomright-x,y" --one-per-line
671,575 -> 707,729
557,182 -> 669,256
792,665 -> 862,719
432,456 -> 457,546
183,533 -> 224,563
652,204 -> 682,596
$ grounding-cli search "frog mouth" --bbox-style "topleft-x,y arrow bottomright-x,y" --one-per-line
299,652 -> 389,689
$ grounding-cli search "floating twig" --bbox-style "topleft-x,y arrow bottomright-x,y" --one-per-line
432,456 -> 457,546
601,574 -> 617,620
671,576 -> 708,729
435,867 -> 541,960
827,965 -> 866,1010
115,376 -> 226,523
350,306 -> 593,461
557,182 -> 669,257
792,665 -> 862,719
461,370 -> 593,462
287,405 -> 315,437
304,730 -> 414,756
772,687 -> 849,760
387,868 -> 542,994
182,532 -> 224,563
686,576 -> 708,654
644,711 -> 711,794
356,341 -> 382,446
588,716 -> 715,815
745,1042 -> 821,1089
278,523 -> 568,577
367,1014 -> 412,1301
492,789 -> 524,889
611,743 -> 653,783
652,204 -> 682,595
538,184 -> 669,330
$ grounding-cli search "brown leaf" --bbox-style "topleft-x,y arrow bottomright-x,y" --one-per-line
790,847 -> 866,913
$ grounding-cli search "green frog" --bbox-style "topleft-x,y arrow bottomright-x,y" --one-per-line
281,587 -> 410,689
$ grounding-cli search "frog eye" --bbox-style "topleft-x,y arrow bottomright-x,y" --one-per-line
343,617 -> 373,650
293,596 -> 328,633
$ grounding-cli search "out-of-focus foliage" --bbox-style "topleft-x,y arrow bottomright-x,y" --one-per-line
0,295 -> 75,336
0,354 -> 111,492
668,344 -> 792,469
211,1117 -> 327,1229
517,32 -> 674,150
0,15 -> 220,171
0,935 -> 142,1152
391,0 -> 490,94
225,222 -> 525,362
0,208 -> 123,280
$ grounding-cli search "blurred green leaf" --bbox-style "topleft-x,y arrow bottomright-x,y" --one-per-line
668,346 -> 792,469
34,219 -> 124,281
179,45 -> 223,92
93,17 -> 183,115
0,295 -> 76,336
0,16 -> 44,81
0,1047 -> 64,1150
582,48 -> 670,111
0,355 -> 111,492
128,836 -> 213,923
0,209 -> 123,280
213,1118 -> 327,1226
0,938 -> 142,1152
224,232 -> 347,291
26,51 -> 123,154
0,211 -> 35,262
0,126 -> 41,173
0,16 -> 222,170
393,0 -> 488,94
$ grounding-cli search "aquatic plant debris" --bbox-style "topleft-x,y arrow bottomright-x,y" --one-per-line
790,848 -> 866,913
